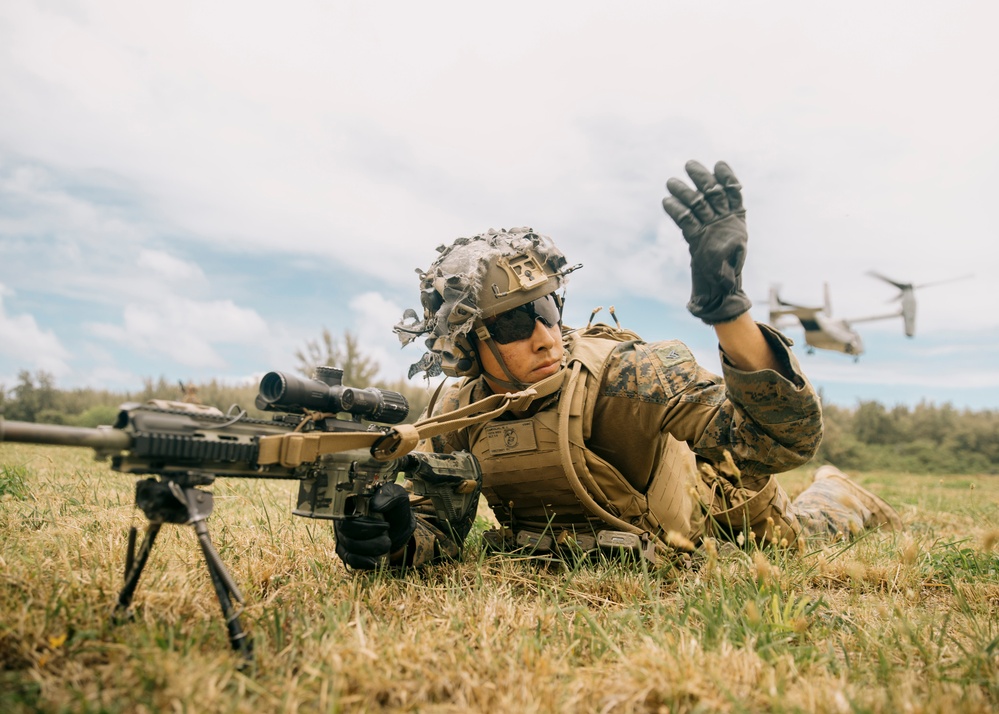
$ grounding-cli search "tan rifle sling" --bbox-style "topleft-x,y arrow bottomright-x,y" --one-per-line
256,369 -> 566,468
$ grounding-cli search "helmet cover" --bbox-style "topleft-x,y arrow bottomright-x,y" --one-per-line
394,227 -> 574,379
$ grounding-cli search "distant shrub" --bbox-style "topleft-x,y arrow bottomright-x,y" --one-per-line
817,398 -> 999,474
35,409 -> 67,425
69,405 -> 121,428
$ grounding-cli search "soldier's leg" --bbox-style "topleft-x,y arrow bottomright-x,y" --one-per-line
701,472 -> 803,547
790,465 -> 902,539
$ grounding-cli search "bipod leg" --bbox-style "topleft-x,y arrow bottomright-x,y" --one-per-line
113,522 -> 162,623
193,519 -> 254,663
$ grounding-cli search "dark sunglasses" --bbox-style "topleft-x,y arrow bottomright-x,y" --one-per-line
485,294 -> 563,344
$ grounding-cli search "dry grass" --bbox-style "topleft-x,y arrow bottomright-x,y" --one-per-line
1,444 -> 997,713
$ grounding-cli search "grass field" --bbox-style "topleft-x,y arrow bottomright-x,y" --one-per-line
1,443 -> 997,713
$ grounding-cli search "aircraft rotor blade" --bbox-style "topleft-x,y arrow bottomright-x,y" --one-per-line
848,311 -> 903,324
913,273 -> 974,290
866,270 -> 910,291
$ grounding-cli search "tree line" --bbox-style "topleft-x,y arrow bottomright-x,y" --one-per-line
0,329 -> 433,428
813,396 -> 999,475
2,330 -> 996,474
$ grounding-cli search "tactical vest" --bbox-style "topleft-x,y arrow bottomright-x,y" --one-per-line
446,326 -> 708,557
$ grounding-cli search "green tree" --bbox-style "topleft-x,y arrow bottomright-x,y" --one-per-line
5,370 -> 59,422
908,401 -> 957,444
853,400 -> 899,445
294,328 -> 380,387
293,327 -> 434,422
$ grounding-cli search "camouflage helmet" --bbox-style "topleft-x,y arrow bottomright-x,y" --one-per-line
394,227 -> 578,379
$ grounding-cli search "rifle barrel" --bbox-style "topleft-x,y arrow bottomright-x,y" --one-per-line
0,419 -> 133,451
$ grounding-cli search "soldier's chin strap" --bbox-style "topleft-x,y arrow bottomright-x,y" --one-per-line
256,368 -> 566,468
473,322 -> 564,394
478,337 -> 531,392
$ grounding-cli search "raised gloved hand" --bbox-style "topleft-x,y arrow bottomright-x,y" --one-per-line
334,482 -> 417,570
662,160 -> 753,324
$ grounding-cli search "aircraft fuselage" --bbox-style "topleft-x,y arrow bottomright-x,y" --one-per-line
800,315 -> 865,355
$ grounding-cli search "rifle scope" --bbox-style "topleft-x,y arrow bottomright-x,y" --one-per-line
256,367 -> 409,424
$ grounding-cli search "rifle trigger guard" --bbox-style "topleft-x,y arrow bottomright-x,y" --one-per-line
370,424 -> 420,461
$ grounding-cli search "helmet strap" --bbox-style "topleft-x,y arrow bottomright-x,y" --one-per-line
475,328 -> 532,392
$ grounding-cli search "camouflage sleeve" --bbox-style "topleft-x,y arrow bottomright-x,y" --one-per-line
405,496 -> 478,567
592,323 -> 821,486
712,323 -> 823,477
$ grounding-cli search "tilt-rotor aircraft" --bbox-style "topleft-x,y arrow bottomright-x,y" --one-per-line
767,272 -> 972,361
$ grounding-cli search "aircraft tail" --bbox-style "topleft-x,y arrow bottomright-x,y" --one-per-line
895,272 -> 971,338
866,270 -> 972,338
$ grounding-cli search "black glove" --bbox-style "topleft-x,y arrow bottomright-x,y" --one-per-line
662,160 -> 753,324
334,482 -> 417,570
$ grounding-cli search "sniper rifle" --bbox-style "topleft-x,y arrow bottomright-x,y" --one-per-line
0,366 -> 482,662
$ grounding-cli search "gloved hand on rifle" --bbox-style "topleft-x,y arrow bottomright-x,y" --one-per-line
334,482 -> 417,570
662,160 -> 753,324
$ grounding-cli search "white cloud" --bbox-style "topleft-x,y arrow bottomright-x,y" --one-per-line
0,161 -> 146,252
86,297 -> 269,369
346,290 -> 415,384
807,359 -> 999,390
136,249 -> 206,285
0,285 -> 71,376
0,1 -> 997,406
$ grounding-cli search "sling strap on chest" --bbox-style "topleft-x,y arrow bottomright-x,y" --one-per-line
256,368 -> 565,468
554,348 -> 672,564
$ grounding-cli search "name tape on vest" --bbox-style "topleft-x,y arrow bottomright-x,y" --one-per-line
483,420 -> 537,455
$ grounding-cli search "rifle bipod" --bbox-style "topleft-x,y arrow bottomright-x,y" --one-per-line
113,475 -> 254,663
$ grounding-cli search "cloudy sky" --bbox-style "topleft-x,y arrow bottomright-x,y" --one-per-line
1,0 -> 996,410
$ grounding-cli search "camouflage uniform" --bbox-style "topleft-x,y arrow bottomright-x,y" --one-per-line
403,322 -> 899,566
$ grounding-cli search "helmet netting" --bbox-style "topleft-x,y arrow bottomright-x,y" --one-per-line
394,227 -> 569,378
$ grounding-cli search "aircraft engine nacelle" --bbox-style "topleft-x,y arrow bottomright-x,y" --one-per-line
900,288 -> 916,337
